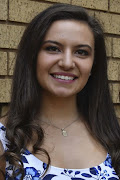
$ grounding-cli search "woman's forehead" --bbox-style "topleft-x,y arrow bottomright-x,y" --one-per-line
43,20 -> 94,47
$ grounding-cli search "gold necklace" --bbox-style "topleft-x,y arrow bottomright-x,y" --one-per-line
42,117 -> 79,137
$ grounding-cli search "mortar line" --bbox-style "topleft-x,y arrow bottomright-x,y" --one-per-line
7,0 -> 9,23
7,50 -> 9,77
0,48 -> 17,52
108,0 -> 110,12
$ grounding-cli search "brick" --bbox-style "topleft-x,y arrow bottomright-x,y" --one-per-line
0,52 -> 7,75
113,38 -> 120,58
109,83 -> 120,103
0,0 -> 7,20
108,60 -> 120,81
8,52 -> 16,75
110,0 -> 120,13
9,0 -> 51,23
0,24 -> 26,49
95,12 -> 120,35
72,0 -> 108,11
0,79 -> 12,103
105,37 -> 112,57
114,105 -> 120,119
1,105 -> 9,116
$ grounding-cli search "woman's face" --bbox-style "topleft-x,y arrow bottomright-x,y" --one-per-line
36,20 -> 94,98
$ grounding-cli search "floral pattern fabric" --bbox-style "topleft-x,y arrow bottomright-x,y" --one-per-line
0,123 -> 119,180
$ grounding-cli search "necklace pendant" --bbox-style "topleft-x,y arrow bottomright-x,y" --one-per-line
62,129 -> 67,137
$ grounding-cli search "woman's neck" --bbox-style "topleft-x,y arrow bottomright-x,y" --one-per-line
39,93 -> 80,127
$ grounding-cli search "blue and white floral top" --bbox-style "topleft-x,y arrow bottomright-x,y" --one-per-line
0,122 -> 119,180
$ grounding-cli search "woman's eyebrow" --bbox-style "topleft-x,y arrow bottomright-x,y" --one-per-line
75,44 -> 92,52
42,40 -> 92,51
42,40 -> 62,46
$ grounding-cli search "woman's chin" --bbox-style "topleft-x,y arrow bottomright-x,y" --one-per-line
51,90 -> 76,98
42,88 -> 77,98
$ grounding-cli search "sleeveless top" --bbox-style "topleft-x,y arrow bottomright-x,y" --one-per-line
0,122 -> 119,180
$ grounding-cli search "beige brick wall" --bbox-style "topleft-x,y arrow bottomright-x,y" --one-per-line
0,52 -> 7,75
9,0 -> 51,23
113,38 -> 120,58
109,0 -> 120,13
0,0 -> 7,20
0,79 -> 12,103
0,24 -> 26,49
95,12 -> 120,35
8,52 -> 16,75
72,0 -> 108,11
0,0 -> 120,119
108,60 -> 120,81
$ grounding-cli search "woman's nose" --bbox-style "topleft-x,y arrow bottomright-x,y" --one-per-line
58,51 -> 75,70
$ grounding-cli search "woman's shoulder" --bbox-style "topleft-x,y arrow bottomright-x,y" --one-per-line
0,116 -> 8,152
0,116 -> 7,127
0,117 -> 6,180
0,116 -> 6,134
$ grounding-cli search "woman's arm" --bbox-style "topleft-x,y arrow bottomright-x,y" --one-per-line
0,141 -> 5,180
0,116 -> 7,179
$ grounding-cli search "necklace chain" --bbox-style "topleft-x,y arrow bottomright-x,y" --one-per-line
42,116 -> 79,137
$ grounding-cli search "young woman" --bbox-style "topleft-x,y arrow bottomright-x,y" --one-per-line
0,3 -> 120,180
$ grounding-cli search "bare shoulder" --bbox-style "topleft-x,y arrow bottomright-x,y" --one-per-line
0,116 -> 7,126
0,117 -> 6,179
0,117 -> 5,155
0,116 -> 7,153
0,139 -> 5,179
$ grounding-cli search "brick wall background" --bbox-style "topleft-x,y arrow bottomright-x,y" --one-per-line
0,0 -> 120,120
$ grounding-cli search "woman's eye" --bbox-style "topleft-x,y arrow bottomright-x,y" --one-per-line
45,46 -> 60,52
75,49 -> 89,56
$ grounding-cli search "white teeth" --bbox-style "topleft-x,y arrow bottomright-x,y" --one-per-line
53,75 -> 74,80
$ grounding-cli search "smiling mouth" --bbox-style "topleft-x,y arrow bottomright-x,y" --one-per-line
50,74 -> 77,81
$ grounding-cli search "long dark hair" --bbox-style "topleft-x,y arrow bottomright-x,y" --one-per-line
2,3 -> 120,179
